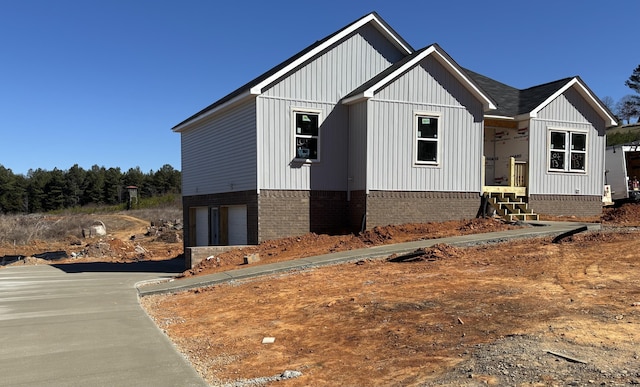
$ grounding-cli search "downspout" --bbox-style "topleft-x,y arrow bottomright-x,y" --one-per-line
256,98 -> 261,196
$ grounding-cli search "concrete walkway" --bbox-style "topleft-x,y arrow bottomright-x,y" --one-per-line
139,221 -> 599,296
0,262 -> 208,387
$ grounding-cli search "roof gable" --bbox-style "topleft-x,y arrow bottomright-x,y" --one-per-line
173,12 -> 413,132
517,78 -> 575,115
342,44 -> 496,111
525,77 -> 617,126
465,71 -> 617,127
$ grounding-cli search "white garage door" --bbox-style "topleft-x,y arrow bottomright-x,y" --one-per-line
227,205 -> 247,245
194,207 -> 209,246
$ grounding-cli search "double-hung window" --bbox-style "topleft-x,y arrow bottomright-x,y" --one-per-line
294,110 -> 320,161
549,129 -> 587,172
415,114 -> 439,164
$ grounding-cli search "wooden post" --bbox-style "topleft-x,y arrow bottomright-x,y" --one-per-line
509,157 -> 516,188
481,155 -> 486,193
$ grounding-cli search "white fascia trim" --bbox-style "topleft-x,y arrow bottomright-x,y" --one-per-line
369,14 -> 413,54
574,81 -> 618,127
529,78 -> 617,126
514,113 -> 532,121
172,89 -> 253,132
528,79 -> 577,119
343,46 -> 497,110
250,13 -> 412,95
485,115 -> 515,120
342,47 -> 436,105
342,92 -> 368,105
430,50 -> 496,111
368,46 -> 439,98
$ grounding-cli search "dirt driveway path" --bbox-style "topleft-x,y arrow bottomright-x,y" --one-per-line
0,262 -> 207,387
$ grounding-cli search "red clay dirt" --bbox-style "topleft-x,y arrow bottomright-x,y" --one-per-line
140,205 -> 640,387
181,218 -> 520,278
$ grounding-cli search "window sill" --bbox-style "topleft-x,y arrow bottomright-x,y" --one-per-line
292,158 -> 320,165
547,169 -> 586,174
414,161 -> 440,167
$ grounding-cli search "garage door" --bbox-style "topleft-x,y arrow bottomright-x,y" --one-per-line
227,205 -> 247,245
194,207 -> 209,246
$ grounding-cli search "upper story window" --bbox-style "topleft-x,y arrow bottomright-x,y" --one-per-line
549,129 -> 587,172
294,110 -> 320,161
415,114 -> 439,164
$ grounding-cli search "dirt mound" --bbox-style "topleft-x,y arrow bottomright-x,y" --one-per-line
554,230 -> 634,244
80,238 -> 151,260
359,225 -> 398,245
359,219 -> 513,245
183,233 -> 369,277
457,218 -> 508,232
413,243 -> 461,261
389,243 -> 462,262
3,256 -> 51,266
144,219 -> 184,243
602,203 -> 640,225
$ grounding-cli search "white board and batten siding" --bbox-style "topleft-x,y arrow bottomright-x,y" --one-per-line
257,23 -> 406,191
258,98 -> 349,191
366,56 -> 485,193
181,99 -> 257,196
348,101 -> 369,191
528,87 -> 607,196
262,23 -> 405,103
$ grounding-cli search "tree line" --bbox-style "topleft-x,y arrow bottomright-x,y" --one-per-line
0,164 -> 181,214
604,64 -> 640,125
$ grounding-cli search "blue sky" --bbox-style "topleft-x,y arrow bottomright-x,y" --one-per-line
1,0 -> 638,175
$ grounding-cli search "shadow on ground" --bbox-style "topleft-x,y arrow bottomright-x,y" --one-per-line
52,255 -> 186,274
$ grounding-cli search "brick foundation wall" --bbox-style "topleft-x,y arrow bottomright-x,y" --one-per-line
182,190 -> 259,246
528,194 -> 603,217
365,191 -> 481,228
258,190 -> 348,242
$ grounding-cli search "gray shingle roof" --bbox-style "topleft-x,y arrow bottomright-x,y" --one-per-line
463,69 -> 573,117
173,12 -> 616,130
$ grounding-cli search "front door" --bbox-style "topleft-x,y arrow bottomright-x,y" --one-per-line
484,123 -> 529,188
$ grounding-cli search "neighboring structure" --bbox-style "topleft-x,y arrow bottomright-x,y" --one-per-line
173,12 -> 617,247
605,143 -> 640,201
125,185 -> 138,209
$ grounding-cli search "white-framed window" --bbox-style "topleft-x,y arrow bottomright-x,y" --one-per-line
415,113 -> 440,164
548,129 -> 587,172
293,109 -> 321,162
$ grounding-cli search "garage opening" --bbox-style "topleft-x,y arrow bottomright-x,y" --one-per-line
226,205 -> 247,245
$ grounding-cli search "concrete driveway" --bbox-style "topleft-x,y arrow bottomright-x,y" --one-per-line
0,260 -> 207,387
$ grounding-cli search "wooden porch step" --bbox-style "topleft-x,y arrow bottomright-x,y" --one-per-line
484,193 -> 539,222
507,213 -> 540,222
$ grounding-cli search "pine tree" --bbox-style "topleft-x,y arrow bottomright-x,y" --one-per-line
625,65 -> 640,94
44,168 -> 66,211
